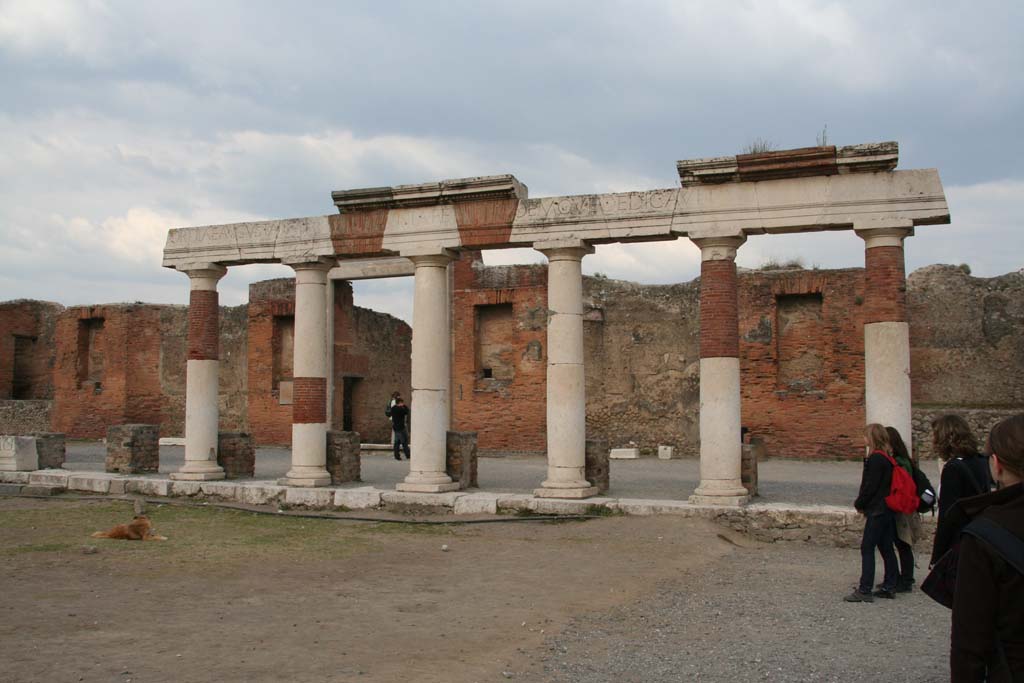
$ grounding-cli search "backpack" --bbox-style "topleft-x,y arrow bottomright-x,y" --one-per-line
882,452 -> 920,514
912,465 -> 937,514
922,516 -> 1024,609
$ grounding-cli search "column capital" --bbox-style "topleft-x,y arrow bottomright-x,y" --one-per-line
534,239 -> 595,261
182,264 -> 227,291
689,234 -> 746,262
285,257 -> 336,271
855,220 -> 914,249
407,250 -> 456,268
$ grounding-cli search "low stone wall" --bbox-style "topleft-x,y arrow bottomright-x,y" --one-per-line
326,431 -> 361,484
105,424 -> 159,474
911,407 -> 1022,459
0,400 -> 52,435
218,432 -> 255,479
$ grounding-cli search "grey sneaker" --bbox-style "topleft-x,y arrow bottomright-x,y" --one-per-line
844,590 -> 875,603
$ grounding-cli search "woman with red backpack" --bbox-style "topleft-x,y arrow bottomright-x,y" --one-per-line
886,426 -> 922,593
844,423 -> 899,603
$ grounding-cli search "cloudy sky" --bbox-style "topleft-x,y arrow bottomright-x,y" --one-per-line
1,0 -> 1021,323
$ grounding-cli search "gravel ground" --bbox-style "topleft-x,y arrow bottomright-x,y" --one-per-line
63,442 -> 879,506
523,538 -> 949,682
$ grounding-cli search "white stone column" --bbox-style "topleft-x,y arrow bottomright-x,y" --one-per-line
397,252 -> 460,493
172,264 -> 227,481
856,223 -> 914,455
534,241 -> 598,499
282,259 -> 334,487
690,235 -> 749,505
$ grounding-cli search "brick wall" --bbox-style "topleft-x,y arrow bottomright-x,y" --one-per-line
451,252 -> 548,456
0,300 -> 62,401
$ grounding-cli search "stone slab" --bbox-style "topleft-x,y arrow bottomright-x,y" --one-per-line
495,493 -> 534,512
200,482 -> 241,499
658,445 -> 675,460
0,471 -> 31,484
28,470 -> 70,487
334,487 -> 383,510
284,488 -> 335,508
0,436 -> 38,471
21,485 -> 63,496
0,483 -> 23,495
126,478 -> 172,497
533,485 -> 599,499
67,473 -> 120,494
381,490 -> 463,508
159,437 -> 186,446
528,496 -> 618,515
169,481 -> 203,497
611,498 -> 696,516
453,492 -> 500,515
394,481 -> 462,494
235,483 -> 287,506
609,448 -> 640,460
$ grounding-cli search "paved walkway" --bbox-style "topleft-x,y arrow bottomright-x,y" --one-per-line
61,442 -> 901,507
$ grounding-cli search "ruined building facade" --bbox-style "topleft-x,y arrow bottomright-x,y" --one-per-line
2,262 -> 1021,459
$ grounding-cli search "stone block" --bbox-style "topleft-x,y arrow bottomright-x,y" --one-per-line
334,487 -> 382,510
585,438 -> 609,494
105,424 -> 159,474
495,493 -> 533,512
169,480 -> 202,497
200,481 -> 240,499
326,431 -> 361,484
29,470 -> 69,487
0,436 -> 39,471
453,492 -> 500,515
612,498 -> 694,516
284,488 -> 334,508
0,483 -> 23,495
0,471 -> 30,484
21,485 -> 63,496
446,431 -> 478,489
658,445 -> 675,460
217,432 -> 255,479
741,437 -> 764,497
126,478 -> 171,497
529,497 -> 616,515
236,483 -> 286,506
609,447 -> 640,459
109,479 -> 127,495
32,433 -> 66,469
67,473 -> 117,494
381,490 -> 463,508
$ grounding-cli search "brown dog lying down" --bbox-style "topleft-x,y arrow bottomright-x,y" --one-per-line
91,515 -> 167,541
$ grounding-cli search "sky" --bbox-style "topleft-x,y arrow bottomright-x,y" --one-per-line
1,0 -> 1022,324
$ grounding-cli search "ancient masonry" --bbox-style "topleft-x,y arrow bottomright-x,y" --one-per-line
6,142 -> 1010,505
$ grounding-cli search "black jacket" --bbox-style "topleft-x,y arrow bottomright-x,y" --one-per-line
854,450 -> 893,515
950,483 -> 1024,682
933,454 -> 994,564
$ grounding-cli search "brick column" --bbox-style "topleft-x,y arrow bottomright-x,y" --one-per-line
690,235 -> 749,505
172,264 -> 227,481
534,241 -> 598,499
397,252 -> 460,493
856,222 -> 914,455
282,259 -> 334,487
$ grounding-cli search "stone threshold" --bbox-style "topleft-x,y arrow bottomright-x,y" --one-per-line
0,469 -> 935,547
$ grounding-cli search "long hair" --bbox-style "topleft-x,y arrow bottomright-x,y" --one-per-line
865,423 -> 891,454
988,414 -> 1024,477
886,426 -> 911,464
932,414 -> 978,460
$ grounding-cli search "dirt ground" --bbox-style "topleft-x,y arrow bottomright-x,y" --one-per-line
0,497 -> 949,682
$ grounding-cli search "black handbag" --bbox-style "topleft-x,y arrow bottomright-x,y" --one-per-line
922,517 -> 1024,609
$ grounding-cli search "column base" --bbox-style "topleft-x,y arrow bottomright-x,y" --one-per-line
534,486 -> 599,500
279,466 -> 332,488
396,481 -> 461,493
690,480 -> 749,506
170,470 -> 225,482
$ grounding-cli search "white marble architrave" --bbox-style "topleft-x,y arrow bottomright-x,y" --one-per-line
172,265 -> 227,482
534,242 -> 598,499
397,252 -> 460,493
282,259 -> 334,487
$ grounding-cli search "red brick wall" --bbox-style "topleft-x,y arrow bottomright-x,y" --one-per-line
0,301 -> 61,401
700,259 -> 740,358
247,279 -> 296,445
737,269 -> 867,459
451,252 -> 548,456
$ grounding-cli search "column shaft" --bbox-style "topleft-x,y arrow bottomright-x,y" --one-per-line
283,261 -> 333,487
397,253 -> 459,493
535,244 -> 597,499
172,265 -> 227,481
858,225 -> 914,454
690,236 -> 748,505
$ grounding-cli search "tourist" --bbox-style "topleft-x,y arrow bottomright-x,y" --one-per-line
886,426 -> 921,592
930,415 -> 993,565
390,397 -> 411,461
386,391 -> 401,446
844,423 -> 898,603
950,414 -> 1024,681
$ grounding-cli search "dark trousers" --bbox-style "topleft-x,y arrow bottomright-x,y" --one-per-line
393,428 -> 410,460
859,512 -> 898,592
894,537 -> 914,583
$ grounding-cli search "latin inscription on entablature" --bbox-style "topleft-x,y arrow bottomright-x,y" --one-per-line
509,189 -> 679,244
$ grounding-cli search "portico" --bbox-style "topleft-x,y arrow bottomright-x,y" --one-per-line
163,141 -> 948,504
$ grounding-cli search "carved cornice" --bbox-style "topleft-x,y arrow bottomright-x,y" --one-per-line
332,175 -> 528,213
